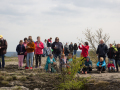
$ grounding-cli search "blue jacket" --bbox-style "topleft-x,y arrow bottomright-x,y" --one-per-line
96,60 -> 106,68
16,44 -> 26,55
44,57 -> 56,71
84,57 -> 92,68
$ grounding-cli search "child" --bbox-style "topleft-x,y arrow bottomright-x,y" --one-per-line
16,40 -> 26,69
60,54 -> 67,71
82,56 -> 92,74
44,54 -> 59,73
97,57 -> 106,74
107,61 -> 115,72
66,53 -> 73,74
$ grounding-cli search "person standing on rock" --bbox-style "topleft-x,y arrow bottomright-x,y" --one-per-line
0,35 -> 7,69
78,42 -> 89,58
64,42 -> 69,56
43,39 -> 48,57
25,39 -> 35,69
23,38 -> 28,63
96,39 -> 109,61
34,36 -> 44,68
47,37 -> 52,55
73,43 -> 78,55
16,40 -> 26,69
69,42 -> 74,55
52,37 -> 63,68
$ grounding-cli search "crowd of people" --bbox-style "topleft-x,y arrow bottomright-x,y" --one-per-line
0,35 -> 120,74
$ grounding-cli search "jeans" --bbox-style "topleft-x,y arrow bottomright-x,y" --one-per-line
74,50 -> 77,55
82,66 -> 92,72
26,52 -> 34,67
109,67 -> 115,71
109,59 -> 116,68
0,55 -> 5,68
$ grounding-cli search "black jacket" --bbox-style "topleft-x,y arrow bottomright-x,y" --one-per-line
16,44 -> 26,55
69,44 -> 74,52
107,47 -> 115,59
52,42 -> 63,54
96,43 -> 109,57
74,45 -> 78,50
116,48 -> 120,60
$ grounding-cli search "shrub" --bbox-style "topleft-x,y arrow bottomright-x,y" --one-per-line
58,56 -> 88,89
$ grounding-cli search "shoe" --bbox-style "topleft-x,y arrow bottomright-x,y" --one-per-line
25,67 -> 29,69
99,71 -> 101,74
30,67 -> 33,69
82,71 -> 84,74
85,71 -> 87,74
35,66 -> 38,68
39,66 -> 41,68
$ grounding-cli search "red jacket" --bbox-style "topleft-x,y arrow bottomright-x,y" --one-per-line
107,63 -> 115,68
78,45 -> 89,57
35,41 -> 44,55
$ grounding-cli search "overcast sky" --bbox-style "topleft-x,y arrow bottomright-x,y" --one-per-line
0,0 -> 120,52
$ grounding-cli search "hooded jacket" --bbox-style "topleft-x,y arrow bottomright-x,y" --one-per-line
96,43 -> 109,57
107,63 -> 115,68
26,42 -> 35,53
35,41 -> 44,55
97,60 -> 106,68
52,41 -> 63,54
44,56 -> 56,71
78,45 -> 89,57
84,56 -> 92,68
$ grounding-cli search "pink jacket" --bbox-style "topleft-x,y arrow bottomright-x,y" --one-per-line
35,41 -> 44,55
23,42 -> 28,55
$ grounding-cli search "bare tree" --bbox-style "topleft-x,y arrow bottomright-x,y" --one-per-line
78,28 -> 110,62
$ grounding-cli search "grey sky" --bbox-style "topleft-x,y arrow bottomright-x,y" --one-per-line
0,0 -> 120,51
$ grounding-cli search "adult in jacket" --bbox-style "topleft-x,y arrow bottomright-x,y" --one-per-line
0,35 -> 7,69
73,43 -> 78,55
64,42 -> 69,56
69,42 -> 74,55
115,44 -> 120,72
35,36 -> 44,68
52,37 -> 63,68
107,44 -> 116,68
96,40 -> 109,61
78,42 -> 89,58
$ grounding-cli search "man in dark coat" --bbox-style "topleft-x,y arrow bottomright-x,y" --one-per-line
0,35 -> 7,69
96,39 -> 108,61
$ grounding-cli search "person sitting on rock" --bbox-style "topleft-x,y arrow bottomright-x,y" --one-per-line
97,57 -> 106,74
82,56 -> 92,74
107,61 -> 115,72
44,54 -> 59,73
